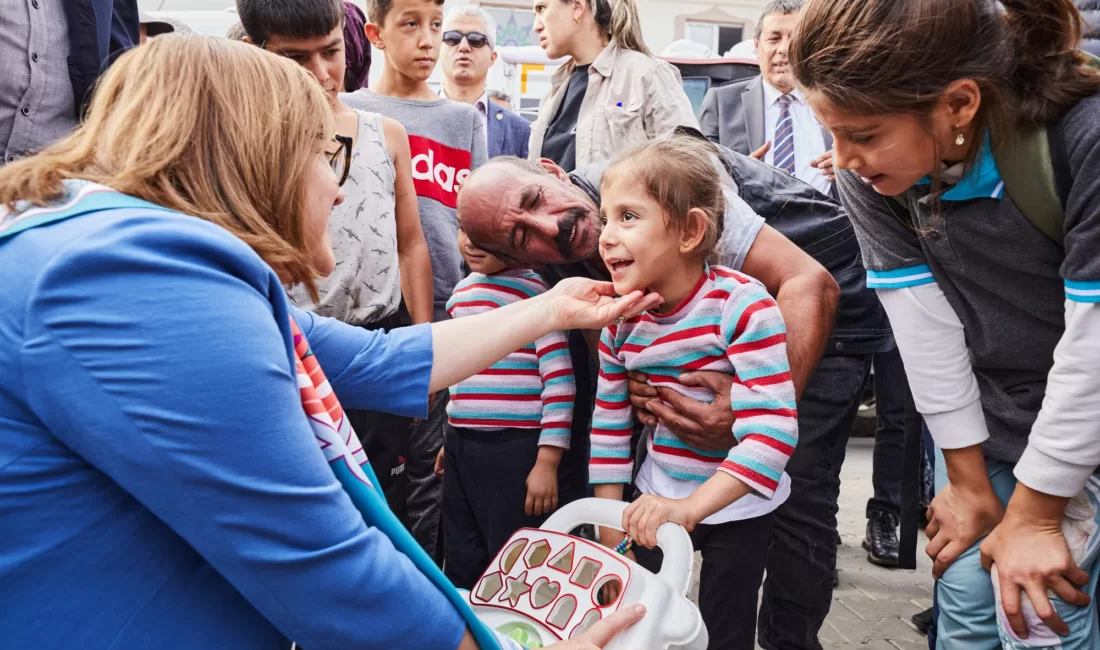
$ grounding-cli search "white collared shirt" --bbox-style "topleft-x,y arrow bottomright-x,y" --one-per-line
762,81 -> 832,196
439,86 -> 489,138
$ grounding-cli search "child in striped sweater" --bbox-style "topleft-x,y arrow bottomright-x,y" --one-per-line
593,136 -> 798,649
437,227 -> 576,591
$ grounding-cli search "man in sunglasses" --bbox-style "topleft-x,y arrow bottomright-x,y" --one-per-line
440,4 -> 530,159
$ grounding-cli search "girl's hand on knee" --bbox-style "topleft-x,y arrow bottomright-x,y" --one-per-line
979,486 -> 1091,639
924,481 -> 1004,578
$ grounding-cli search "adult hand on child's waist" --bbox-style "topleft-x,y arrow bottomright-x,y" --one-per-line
626,370 -> 736,452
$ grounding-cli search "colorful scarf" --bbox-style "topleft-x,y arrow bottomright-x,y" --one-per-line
290,320 -> 520,650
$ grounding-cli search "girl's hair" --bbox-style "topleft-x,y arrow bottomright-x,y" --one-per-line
602,136 -> 726,259
0,35 -> 335,299
566,0 -> 649,55
790,0 -> 1100,167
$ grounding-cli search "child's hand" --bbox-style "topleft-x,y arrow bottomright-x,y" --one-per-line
525,461 -> 559,516
434,447 -> 445,477
622,494 -> 698,549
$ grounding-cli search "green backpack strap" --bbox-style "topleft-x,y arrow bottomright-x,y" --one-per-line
992,127 -> 1064,245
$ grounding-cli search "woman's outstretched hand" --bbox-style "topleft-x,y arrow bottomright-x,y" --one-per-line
548,604 -> 646,649
544,279 -> 662,332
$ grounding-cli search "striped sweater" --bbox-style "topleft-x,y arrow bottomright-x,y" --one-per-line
445,269 -> 575,448
590,266 -> 797,498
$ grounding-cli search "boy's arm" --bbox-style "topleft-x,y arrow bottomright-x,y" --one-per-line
715,283 -> 799,499
383,117 -> 434,326
535,328 -> 575,450
590,326 -> 635,485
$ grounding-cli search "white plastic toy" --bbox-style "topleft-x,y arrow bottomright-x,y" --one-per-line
466,498 -> 708,650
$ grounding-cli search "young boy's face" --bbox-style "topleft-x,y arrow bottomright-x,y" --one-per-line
458,227 -> 509,275
375,0 -> 444,82
263,25 -> 347,107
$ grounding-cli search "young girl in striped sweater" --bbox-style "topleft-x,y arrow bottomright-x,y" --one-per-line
593,136 -> 798,650
437,227 -> 577,591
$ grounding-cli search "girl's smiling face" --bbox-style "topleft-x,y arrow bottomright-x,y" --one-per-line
598,174 -> 702,307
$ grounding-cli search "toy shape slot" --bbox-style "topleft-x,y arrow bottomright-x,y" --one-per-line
530,577 -> 560,608
501,538 -> 527,573
548,595 -> 577,630
572,557 -> 601,588
570,609 -> 602,639
592,575 -> 623,607
474,571 -> 504,602
525,540 -> 551,569
548,543 -> 575,573
500,571 -> 532,607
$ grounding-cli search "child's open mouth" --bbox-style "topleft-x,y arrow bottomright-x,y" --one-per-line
606,258 -> 634,274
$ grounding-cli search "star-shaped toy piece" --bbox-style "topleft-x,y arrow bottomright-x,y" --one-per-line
500,570 -> 532,607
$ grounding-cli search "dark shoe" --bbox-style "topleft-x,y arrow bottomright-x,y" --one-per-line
911,607 -> 933,636
862,511 -> 900,567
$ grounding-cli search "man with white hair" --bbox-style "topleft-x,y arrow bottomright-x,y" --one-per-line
440,3 -> 529,158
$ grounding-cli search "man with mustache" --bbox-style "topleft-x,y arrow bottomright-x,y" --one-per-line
458,130 -> 895,650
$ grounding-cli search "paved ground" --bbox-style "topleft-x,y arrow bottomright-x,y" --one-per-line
688,437 -> 934,649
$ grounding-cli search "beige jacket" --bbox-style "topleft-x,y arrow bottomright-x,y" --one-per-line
528,42 -> 700,168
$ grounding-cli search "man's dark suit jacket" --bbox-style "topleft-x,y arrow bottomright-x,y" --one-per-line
698,75 -> 833,156
63,0 -> 140,115
486,101 -> 531,159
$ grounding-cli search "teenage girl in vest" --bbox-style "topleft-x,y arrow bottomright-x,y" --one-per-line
790,0 -> 1100,646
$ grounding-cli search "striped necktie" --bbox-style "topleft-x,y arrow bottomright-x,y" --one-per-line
774,94 -> 796,175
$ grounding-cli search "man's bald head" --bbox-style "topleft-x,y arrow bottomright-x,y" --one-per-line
457,157 -> 602,265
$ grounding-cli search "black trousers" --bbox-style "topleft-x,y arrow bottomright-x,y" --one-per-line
345,312 -> 410,526
441,424 -> 588,590
632,512 -> 776,650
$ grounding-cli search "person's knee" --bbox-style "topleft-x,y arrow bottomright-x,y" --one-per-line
936,545 -> 997,636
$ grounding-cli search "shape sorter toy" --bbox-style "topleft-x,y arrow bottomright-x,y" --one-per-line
466,498 -> 708,650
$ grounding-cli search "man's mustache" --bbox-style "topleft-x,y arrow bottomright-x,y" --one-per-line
555,208 -> 589,258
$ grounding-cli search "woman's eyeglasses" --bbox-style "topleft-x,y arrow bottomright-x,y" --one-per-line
442,30 -> 491,49
327,134 -> 352,187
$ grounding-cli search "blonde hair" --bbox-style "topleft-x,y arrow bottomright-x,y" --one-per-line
602,136 -> 726,259
0,34 -> 334,299
574,0 -> 649,55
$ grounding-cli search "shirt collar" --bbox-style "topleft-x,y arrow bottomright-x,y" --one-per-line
762,79 -> 804,108
915,135 -> 1005,201
438,86 -> 488,116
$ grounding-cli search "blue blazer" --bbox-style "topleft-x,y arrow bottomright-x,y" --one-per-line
486,101 -> 531,159
61,0 -> 139,115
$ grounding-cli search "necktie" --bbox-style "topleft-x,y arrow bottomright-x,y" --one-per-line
774,94 -> 796,175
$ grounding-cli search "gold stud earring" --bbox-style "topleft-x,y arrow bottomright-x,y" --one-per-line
575,15 -> 581,23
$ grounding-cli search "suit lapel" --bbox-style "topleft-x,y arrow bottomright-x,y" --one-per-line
487,102 -> 504,159
743,76 -> 766,152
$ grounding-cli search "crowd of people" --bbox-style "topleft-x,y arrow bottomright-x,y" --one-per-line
2,0 -> 1099,650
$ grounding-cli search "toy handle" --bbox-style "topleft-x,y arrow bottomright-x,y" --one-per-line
541,498 -> 695,595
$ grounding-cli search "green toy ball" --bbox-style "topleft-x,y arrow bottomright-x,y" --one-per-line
496,621 -> 545,648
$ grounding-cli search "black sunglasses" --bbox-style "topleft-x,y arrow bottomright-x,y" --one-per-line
327,135 -> 352,187
442,30 -> 491,49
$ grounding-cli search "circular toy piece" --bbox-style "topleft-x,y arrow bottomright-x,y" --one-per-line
497,621 -> 546,648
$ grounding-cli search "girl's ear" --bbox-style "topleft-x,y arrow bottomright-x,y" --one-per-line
679,208 -> 709,255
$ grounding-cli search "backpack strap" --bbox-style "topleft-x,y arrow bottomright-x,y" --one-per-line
992,127 -> 1064,245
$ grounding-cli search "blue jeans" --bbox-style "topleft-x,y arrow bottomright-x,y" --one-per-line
758,353 -> 873,650
934,454 -> 1100,648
